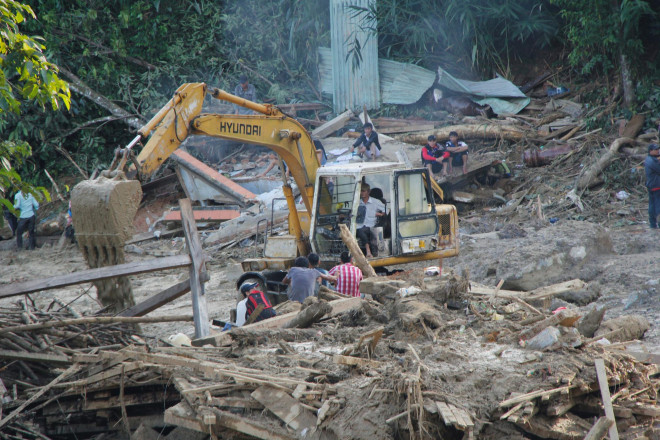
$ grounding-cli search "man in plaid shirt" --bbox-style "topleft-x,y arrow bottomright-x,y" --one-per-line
327,252 -> 363,297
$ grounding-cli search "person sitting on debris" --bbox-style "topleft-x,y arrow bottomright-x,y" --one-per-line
355,183 -> 385,258
284,256 -> 333,303
308,252 -> 331,293
644,143 -> 660,229
326,252 -> 363,297
235,282 -> 276,326
233,74 -> 257,115
421,135 -> 450,179
445,131 -> 469,175
350,123 -> 381,160
13,189 -> 39,250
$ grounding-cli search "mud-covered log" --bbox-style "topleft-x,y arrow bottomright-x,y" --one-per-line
575,138 -> 634,192
338,224 -> 377,278
283,301 -> 332,329
395,124 -> 525,144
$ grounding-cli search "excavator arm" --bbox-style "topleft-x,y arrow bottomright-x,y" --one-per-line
134,83 -> 320,213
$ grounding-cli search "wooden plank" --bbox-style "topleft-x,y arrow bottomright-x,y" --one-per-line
164,402 -> 207,433
0,364 -> 82,429
162,210 -> 241,223
498,386 -> 573,408
0,315 -> 193,335
0,254 -> 191,299
332,354 -> 381,368
311,110 -> 353,139
524,279 -> 587,300
629,402 -> 660,417
0,349 -> 70,365
180,198 -> 210,339
251,385 -> 317,432
192,297 -> 362,347
595,358 -> 619,440
212,408 -> 295,440
378,123 -> 435,134
436,401 -> 458,426
119,279 -> 191,317
171,150 -> 256,204
210,397 -> 263,410
584,416 -> 614,440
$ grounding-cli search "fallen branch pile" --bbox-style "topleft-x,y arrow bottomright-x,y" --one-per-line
0,272 -> 658,440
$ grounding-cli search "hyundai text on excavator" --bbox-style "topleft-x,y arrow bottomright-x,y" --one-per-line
70,83 -> 459,309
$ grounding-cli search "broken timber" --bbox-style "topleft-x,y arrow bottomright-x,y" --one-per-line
171,149 -> 256,206
192,296 -> 362,347
311,110 -> 353,139
0,255 -> 190,299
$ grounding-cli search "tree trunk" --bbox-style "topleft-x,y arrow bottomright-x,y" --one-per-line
575,137 -> 634,192
395,124 -> 525,144
338,224 -> 378,278
620,53 -> 635,108
58,66 -> 145,130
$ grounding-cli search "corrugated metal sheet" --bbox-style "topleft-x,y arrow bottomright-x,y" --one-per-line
319,47 -> 436,105
329,0 -> 380,113
436,67 -> 526,98
379,60 -> 435,105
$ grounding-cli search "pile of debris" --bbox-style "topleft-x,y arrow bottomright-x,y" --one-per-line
1,269 -> 657,440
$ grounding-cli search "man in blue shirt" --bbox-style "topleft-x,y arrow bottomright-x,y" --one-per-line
644,143 -> 660,228
13,190 -> 39,250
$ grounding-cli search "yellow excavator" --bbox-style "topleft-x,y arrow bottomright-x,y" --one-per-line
71,83 -> 459,308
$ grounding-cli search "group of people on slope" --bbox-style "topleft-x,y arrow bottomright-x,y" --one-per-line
421,131 -> 469,180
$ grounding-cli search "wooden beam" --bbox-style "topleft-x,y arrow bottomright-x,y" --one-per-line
498,386 -> 572,408
119,279 -> 191,317
338,224 -> 377,278
595,358 -> 619,440
251,386 -> 317,433
0,349 -> 70,365
0,255 -> 190,299
0,315 -> 194,334
0,364 -> 82,429
192,297 -> 362,347
312,110 -> 353,139
180,199 -> 210,339
583,416 -> 613,440
212,408 -> 295,440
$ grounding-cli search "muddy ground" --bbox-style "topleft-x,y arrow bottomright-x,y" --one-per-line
1,217 -> 657,352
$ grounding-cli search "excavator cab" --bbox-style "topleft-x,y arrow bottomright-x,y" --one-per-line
310,162 -> 458,268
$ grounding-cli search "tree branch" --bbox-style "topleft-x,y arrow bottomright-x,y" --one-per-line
58,66 -> 145,130
52,29 -> 158,71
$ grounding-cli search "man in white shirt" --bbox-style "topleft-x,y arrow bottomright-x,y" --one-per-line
355,183 -> 385,258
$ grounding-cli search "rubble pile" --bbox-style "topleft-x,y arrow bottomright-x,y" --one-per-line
1,270 -> 657,440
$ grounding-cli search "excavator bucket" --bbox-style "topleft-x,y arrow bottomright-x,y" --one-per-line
70,173 -> 142,312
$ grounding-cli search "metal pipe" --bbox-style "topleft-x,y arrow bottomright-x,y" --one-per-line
209,87 -> 276,116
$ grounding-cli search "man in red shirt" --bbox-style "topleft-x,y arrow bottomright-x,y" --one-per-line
421,135 -> 450,179
327,252 -> 363,297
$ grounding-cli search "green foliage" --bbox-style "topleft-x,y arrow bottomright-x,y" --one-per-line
348,0 -> 558,76
2,0 -> 331,183
551,0 -> 654,75
0,0 -> 70,114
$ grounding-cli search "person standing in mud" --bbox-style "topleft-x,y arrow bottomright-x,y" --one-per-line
13,189 -> 39,250
644,143 -> 660,229
233,74 -> 257,115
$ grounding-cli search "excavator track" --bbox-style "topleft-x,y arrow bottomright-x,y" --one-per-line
70,172 -> 142,313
